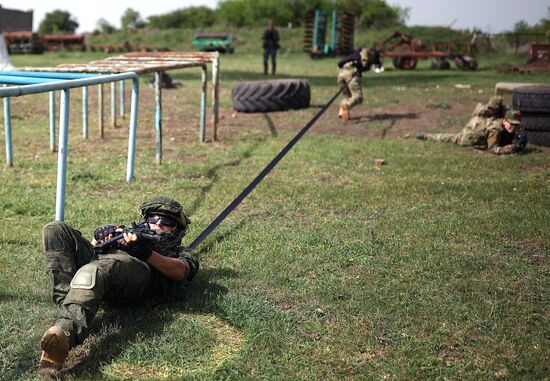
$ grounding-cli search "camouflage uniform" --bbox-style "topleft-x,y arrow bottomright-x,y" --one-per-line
41,197 -> 199,348
422,97 -> 519,155
337,48 -> 370,111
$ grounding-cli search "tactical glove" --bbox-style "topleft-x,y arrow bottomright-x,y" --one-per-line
513,133 -> 528,152
93,225 -> 119,242
121,238 -> 153,262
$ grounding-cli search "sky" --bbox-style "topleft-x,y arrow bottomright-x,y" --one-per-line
1,0 -> 548,34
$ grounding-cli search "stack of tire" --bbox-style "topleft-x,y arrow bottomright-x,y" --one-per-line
232,79 -> 311,113
512,85 -> 550,147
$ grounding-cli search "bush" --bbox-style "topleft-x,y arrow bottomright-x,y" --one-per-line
148,6 -> 216,29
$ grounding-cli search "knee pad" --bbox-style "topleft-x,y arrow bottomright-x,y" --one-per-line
70,264 -> 97,290
42,222 -> 70,252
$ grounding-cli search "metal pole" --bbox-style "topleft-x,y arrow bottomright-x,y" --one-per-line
55,89 -> 70,221
3,97 -> 12,167
211,54 -> 220,141
82,86 -> 88,139
154,71 -> 162,165
126,78 -> 139,182
0,72 -> 139,97
200,65 -> 207,142
111,81 -> 116,128
120,80 -> 125,118
98,84 -> 104,138
49,91 -> 56,152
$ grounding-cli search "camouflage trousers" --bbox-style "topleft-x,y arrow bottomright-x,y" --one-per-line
424,132 -> 465,145
41,221 -> 154,346
337,67 -> 363,109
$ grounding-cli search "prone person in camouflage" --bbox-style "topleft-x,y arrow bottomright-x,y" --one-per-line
38,196 -> 199,377
417,97 -> 527,154
337,48 -> 372,122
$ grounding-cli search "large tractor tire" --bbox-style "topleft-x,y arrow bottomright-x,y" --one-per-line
512,86 -> 550,113
393,56 -> 418,70
232,79 -> 311,113
523,129 -> 550,147
455,55 -> 478,70
519,112 -> 550,132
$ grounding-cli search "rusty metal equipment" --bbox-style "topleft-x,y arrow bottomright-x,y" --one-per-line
2,31 -> 43,54
40,34 -> 85,52
18,52 -> 221,166
529,44 -> 550,63
0,71 -> 140,220
89,43 -> 169,53
379,30 -> 477,70
303,10 -> 354,58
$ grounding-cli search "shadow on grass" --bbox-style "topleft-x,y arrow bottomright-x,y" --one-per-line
187,136 -> 268,217
262,114 -> 278,137
61,266 -> 236,379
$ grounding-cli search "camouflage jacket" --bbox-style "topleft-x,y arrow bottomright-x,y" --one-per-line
485,121 -> 516,155
461,116 -> 516,154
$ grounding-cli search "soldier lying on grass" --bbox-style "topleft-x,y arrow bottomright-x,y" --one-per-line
416,96 -> 527,155
38,196 -> 199,378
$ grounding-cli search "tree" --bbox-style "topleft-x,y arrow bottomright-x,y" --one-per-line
38,10 -> 79,35
357,0 -> 407,28
121,8 -> 144,30
96,18 -> 116,34
148,6 -> 215,29
512,20 -> 530,33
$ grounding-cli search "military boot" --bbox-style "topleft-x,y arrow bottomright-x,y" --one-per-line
339,103 -> 350,122
38,325 -> 71,376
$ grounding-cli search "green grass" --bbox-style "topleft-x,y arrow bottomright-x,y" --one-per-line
0,51 -> 548,380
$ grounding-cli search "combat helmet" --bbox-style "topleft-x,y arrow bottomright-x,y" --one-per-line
139,196 -> 191,230
487,96 -> 503,110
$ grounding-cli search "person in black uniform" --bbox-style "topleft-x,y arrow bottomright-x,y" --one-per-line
262,20 -> 280,75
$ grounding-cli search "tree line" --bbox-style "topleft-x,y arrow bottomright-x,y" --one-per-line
38,0 -> 409,35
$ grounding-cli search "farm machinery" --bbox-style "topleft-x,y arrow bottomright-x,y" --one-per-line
303,10 -> 354,58
379,30 -> 478,70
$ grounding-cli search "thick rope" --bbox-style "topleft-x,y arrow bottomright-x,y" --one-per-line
188,84 -> 345,251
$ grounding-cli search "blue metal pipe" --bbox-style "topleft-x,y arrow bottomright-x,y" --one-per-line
0,71 -> 99,79
49,91 -> 56,152
119,80 -> 125,118
126,78 -> 139,182
98,84 -> 104,138
55,89 -> 70,221
0,75 -> 61,85
0,72 -> 140,219
82,87 -> 88,139
0,72 -> 139,98
3,97 -> 12,167
154,72 -> 162,165
111,82 -> 116,128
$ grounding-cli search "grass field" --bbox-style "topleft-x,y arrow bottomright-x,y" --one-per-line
0,51 -> 548,380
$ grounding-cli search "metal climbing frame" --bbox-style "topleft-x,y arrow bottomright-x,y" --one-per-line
0,72 -> 140,221
18,51 -> 221,165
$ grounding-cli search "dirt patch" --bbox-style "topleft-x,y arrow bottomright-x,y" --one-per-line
219,99 -> 473,141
